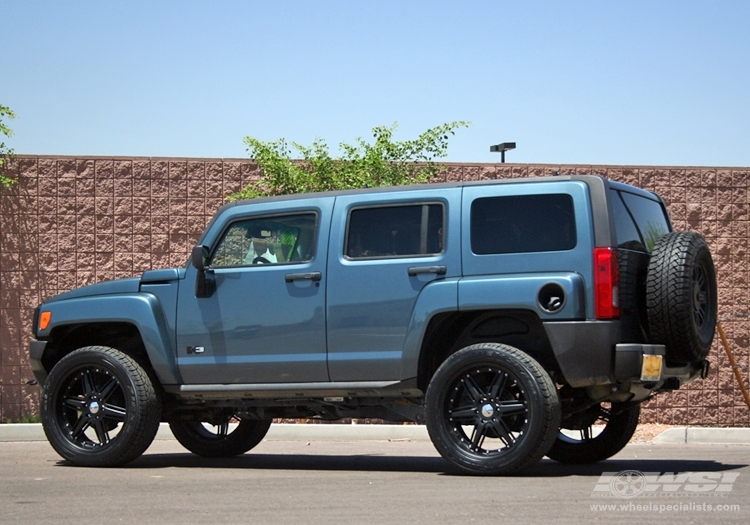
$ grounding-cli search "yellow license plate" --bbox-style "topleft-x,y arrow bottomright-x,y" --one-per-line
641,354 -> 663,381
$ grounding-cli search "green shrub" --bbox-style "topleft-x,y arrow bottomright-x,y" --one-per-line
229,121 -> 469,200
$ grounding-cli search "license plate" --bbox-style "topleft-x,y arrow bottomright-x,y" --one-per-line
641,354 -> 663,382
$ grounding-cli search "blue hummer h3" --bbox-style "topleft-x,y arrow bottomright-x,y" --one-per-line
29,175 -> 716,474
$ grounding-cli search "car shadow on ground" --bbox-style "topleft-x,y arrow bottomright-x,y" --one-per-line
522,458 -> 748,477
55,453 -> 748,477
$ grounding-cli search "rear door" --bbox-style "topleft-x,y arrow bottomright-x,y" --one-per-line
325,187 -> 462,381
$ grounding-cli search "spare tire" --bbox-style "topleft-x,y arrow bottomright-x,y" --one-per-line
646,232 -> 717,364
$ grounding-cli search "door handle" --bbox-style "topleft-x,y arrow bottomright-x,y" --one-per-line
407,266 -> 447,277
285,271 -> 322,283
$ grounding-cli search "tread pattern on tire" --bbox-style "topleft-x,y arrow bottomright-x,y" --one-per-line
42,346 -> 162,467
425,343 -> 561,475
646,232 -> 717,364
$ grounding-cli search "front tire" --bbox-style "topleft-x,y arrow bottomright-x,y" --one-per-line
41,346 -> 162,467
169,416 -> 272,457
425,343 -> 561,475
546,403 -> 640,464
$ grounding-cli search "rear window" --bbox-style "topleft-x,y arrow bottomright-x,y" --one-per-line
611,190 -> 670,252
470,194 -> 576,255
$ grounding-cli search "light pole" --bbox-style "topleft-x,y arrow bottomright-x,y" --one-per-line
490,142 -> 516,163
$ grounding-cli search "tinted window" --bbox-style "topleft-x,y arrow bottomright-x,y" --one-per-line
611,191 -> 642,249
210,213 -> 317,267
471,194 -> 576,254
346,204 -> 444,259
611,190 -> 670,252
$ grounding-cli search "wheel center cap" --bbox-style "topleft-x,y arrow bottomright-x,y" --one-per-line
481,403 -> 494,418
89,401 -> 101,415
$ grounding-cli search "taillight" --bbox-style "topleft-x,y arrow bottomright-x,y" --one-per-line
594,247 -> 620,319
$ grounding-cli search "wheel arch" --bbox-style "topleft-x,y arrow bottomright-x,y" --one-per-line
415,309 -> 561,393
43,322 -> 148,374
36,293 -> 181,385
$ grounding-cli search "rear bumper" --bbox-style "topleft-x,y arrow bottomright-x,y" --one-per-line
615,343 -> 706,386
544,320 -> 620,387
544,321 -> 705,388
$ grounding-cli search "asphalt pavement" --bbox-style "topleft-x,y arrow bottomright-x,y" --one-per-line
2,422 -> 750,444
0,425 -> 748,525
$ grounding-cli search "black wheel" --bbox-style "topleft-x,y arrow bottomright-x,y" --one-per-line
252,256 -> 271,265
546,403 -> 640,464
169,416 -> 272,457
41,346 -> 162,467
425,343 -> 561,475
647,232 -> 717,364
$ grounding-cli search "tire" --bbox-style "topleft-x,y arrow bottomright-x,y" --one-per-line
169,416 -> 272,457
41,346 -> 162,467
546,403 -> 640,464
425,343 -> 561,475
646,232 -> 717,364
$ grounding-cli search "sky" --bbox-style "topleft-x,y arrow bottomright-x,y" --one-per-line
3,1 -> 750,167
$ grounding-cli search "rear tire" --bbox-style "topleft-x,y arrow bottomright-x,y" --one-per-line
425,343 -> 560,475
170,416 -> 272,457
546,403 -> 640,464
647,232 -> 717,364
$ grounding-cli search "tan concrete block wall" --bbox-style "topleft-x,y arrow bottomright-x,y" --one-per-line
1,156 -> 748,426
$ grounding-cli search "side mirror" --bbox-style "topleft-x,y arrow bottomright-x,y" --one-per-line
191,245 -> 208,270
192,245 -> 215,298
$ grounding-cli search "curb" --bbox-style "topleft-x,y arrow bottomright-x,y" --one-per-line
651,427 -> 750,444
2,423 -> 749,444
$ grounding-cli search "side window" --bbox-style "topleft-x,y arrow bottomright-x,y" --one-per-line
346,204 -> 444,259
620,192 -> 670,252
471,194 -> 576,254
610,190 -> 642,249
611,190 -> 670,252
210,213 -> 317,267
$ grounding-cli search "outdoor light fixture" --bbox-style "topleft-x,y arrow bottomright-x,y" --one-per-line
490,142 -> 516,163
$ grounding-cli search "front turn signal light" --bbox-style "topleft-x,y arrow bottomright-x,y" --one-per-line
39,311 -> 52,331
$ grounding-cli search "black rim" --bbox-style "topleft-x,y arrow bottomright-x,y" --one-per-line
55,366 -> 128,449
186,418 -> 236,441
692,263 -> 709,328
557,404 -> 610,443
444,366 -> 529,455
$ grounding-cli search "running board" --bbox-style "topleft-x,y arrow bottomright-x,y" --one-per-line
164,379 -> 422,400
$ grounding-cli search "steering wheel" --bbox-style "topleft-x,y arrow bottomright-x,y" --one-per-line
252,256 -> 271,265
